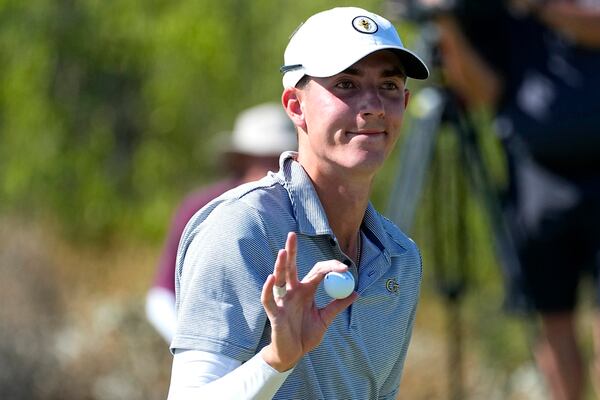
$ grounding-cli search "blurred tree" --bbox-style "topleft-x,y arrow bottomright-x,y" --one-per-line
0,0 -> 384,242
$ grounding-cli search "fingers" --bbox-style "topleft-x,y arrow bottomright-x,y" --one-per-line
263,232 -> 297,312
273,232 -> 297,288
261,273 -> 278,314
320,292 -> 358,325
273,248 -> 287,288
263,232 -> 353,316
284,232 -> 298,287
301,259 -> 349,288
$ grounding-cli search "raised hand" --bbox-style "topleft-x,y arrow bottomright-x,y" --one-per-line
259,232 -> 358,372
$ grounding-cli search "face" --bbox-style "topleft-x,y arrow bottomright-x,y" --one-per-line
284,50 -> 410,179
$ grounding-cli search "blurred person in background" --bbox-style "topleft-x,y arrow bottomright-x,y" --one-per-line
146,102 -> 297,344
413,0 -> 600,398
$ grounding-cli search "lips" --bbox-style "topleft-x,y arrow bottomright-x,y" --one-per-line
347,130 -> 386,136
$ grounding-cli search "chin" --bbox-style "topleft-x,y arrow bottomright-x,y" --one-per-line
346,154 -> 385,173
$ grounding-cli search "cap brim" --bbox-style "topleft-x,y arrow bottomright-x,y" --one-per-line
393,48 -> 429,80
282,46 -> 429,87
307,45 -> 429,80
308,45 -> 430,80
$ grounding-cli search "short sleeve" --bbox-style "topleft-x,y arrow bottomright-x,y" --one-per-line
172,200 -> 279,361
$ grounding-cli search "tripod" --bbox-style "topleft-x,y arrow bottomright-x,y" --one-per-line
386,23 -> 521,400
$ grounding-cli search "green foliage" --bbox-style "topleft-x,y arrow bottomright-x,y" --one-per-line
0,0 -> 383,242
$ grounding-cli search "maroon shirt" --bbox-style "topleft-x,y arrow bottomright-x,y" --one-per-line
152,178 -> 242,292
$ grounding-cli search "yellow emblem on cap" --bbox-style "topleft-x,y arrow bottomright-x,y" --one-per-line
352,16 -> 378,34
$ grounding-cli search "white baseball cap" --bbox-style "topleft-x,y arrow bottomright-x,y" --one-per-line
281,7 -> 429,88
227,103 -> 297,156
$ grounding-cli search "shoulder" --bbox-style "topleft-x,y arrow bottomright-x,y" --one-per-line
374,211 -> 418,248
181,175 -> 294,247
210,175 -> 293,221
378,214 -> 422,266
173,179 -> 240,222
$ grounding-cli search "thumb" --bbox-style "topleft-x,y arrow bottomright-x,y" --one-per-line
318,292 -> 358,326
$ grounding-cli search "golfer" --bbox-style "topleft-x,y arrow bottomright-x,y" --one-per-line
168,7 -> 429,399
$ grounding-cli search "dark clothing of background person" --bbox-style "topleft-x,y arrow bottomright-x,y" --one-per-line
431,1 -> 600,398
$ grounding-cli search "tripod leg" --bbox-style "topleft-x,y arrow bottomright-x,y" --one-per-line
387,87 -> 446,232
457,115 -> 523,311
431,122 -> 469,400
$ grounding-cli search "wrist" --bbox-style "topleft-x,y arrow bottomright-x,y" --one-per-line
259,346 -> 298,373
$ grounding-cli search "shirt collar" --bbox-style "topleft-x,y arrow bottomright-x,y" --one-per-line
278,151 -> 331,236
277,151 -> 407,256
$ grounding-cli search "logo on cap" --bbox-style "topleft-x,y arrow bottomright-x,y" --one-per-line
352,16 -> 378,34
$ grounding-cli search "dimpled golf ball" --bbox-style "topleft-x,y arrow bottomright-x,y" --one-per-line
324,271 -> 355,299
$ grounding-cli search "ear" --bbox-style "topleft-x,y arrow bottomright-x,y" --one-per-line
282,87 -> 306,131
404,88 -> 411,109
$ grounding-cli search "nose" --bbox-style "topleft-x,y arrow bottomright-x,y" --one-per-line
360,86 -> 385,119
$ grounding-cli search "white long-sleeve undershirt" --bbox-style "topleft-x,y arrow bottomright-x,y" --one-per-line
167,349 -> 294,400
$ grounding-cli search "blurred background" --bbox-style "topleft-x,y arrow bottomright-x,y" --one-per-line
1,0 -> 597,399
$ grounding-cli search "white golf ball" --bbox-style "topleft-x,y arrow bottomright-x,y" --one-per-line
324,271 -> 355,299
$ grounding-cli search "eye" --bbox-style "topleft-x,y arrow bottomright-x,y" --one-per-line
381,81 -> 401,90
334,79 -> 356,89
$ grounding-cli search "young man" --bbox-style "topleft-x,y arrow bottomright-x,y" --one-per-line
168,7 -> 429,399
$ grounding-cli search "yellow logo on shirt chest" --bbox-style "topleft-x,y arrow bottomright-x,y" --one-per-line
385,278 -> 400,294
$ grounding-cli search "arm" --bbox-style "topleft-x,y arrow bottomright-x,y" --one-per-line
434,15 -> 504,109
146,199 -> 197,341
145,287 -> 177,343
167,350 -> 292,400
512,0 -> 600,48
535,0 -> 600,48
147,186 -> 228,342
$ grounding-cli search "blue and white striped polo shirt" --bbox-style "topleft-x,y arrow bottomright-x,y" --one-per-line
172,151 -> 423,399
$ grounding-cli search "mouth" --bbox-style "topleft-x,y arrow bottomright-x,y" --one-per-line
347,130 -> 387,137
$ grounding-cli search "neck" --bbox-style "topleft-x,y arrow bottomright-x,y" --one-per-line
311,173 -> 370,258
296,152 -> 374,260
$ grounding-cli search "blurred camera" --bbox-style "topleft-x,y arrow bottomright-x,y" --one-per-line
386,0 -> 504,23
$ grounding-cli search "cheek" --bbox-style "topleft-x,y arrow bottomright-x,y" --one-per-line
306,98 -> 349,129
387,102 -> 406,126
